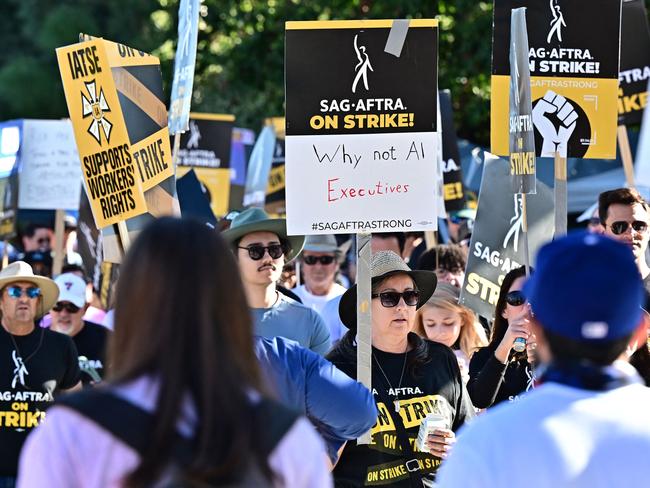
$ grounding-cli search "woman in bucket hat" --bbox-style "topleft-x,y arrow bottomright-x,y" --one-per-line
327,251 -> 474,487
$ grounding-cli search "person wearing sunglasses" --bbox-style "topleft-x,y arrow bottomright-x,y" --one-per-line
0,261 -> 81,485
467,266 -> 536,409
50,273 -> 110,386
598,188 -> 650,307
294,235 -> 348,324
328,251 -> 474,486
223,208 -> 331,355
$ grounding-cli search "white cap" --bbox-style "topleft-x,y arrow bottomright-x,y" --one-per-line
54,273 -> 87,308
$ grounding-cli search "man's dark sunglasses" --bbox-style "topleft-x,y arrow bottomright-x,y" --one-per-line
609,220 -> 648,235
505,290 -> 526,306
372,290 -> 420,307
52,302 -> 81,313
238,244 -> 286,260
303,255 -> 336,266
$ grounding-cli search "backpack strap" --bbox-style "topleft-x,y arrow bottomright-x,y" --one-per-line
57,389 -> 300,462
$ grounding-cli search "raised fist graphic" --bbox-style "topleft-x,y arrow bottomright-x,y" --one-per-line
532,90 -> 578,157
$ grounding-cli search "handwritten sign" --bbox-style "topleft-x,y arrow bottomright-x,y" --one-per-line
285,20 -> 439,235
18,120 -> 82,210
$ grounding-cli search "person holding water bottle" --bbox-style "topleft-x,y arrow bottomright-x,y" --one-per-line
467,266 -> 537,408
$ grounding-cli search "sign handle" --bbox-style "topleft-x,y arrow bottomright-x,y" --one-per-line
1,239 -> 8,269
117,221 -> 131,254
172,132 -> 181,174
554,152 -> 567,237
424,230 -> 437,250
521,194 -> 531,278
617,125 -> 636,188
356,231 -> 372,445
52,209 -> 66,277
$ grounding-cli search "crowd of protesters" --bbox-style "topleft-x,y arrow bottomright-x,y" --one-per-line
0,186 -> 648,486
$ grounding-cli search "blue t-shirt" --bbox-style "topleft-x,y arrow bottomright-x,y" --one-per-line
251,294 -> 331,355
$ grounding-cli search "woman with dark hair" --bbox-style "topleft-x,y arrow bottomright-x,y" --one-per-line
467,265 -> 536,408
328,251 -> 474,487
18,218 -> 331,487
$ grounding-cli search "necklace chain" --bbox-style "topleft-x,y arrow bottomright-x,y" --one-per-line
3,326 -> 44,364
373,347 -> 408,413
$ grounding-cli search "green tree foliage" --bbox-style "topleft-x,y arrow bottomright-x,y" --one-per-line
1,0 -> 648,147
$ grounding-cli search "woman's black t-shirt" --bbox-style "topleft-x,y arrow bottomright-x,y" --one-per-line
327,337 -> 474,487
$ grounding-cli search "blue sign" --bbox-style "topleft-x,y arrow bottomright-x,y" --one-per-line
168,0 -> 200,135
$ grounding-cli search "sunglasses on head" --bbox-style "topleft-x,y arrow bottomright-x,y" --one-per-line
608,220 -> 648,235
372,290 -> 420,307
238,243 -> 286,260
505,290 -> 526,307
52,302 -> 80,313
6,286 -> 40,299
303,255 -> 336,266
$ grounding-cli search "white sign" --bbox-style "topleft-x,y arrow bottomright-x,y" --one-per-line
18,120 -> 82,210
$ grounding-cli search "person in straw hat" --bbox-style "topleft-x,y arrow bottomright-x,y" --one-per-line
327,251 -> 474,486
222,208 -> 330,354
0,261 -> 81,484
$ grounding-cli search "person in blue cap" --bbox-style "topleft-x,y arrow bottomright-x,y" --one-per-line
437,232 -> 650,487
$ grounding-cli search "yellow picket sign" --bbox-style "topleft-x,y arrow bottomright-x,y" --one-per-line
56,40 -> 148,229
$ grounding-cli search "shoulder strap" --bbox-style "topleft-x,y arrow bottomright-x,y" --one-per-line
374,388 -> 423,487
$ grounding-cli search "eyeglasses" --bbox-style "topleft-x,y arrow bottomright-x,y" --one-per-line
238,244 -> 286,260
372,290 -> 420,307
52,302 -> 81,313
608,220 -> 648,235
505,290 -> 526,306
303,255 -> 336,266
5,286 -> 40,299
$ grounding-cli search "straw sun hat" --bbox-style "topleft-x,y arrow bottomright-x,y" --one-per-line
0,261 -> 59,315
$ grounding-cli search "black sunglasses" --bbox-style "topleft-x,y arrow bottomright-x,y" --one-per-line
608,220 -> 648,235
52,302 -> 81,313
372,290 -> 420,307
505,290 -> 526,306
303,255 -> 336,266
238,244 -> 286,260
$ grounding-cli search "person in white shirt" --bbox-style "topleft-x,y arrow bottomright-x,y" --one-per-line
437,232 -> 650,488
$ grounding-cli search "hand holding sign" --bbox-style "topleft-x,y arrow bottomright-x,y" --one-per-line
533,90 -> 578,157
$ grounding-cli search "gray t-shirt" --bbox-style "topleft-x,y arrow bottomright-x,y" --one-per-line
251,294 -> 331,355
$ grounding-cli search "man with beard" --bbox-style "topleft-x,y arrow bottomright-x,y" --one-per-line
598,188 -> 650,304
223,208 -> 331,354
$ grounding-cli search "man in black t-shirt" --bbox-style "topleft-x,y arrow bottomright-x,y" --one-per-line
51,273 -> 109,386
0,262 -> 81,483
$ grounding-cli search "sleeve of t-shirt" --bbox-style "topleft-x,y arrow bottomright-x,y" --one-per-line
308,310 -> 332,356
59,336 -> 82,390
268,417 -> 333,487
467,346 -> 508,409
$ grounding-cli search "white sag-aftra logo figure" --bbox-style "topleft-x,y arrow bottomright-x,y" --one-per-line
352,34 -> 373,93
547,0 -> 566,43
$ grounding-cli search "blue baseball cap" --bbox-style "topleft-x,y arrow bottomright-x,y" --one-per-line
523,232 -> 644,342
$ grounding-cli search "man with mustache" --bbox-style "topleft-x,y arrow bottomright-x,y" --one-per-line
598,188 -> 650,306
223,208 -> 331,354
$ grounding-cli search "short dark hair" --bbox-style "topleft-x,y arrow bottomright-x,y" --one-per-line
372,232 -> 406,254
417,244 -> 466,273
61,264 -> 87,281
598,188 -> 649,224
543,328 -> 632,366
23,223 -> 52,238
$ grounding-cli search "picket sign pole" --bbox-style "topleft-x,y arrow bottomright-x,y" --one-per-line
295,261 -> 301,287
356,231 -> 372,445
172,132 -> 182,173
117,221 -> 131,254
554,152 -> 568,237
521,194 -> 531,277
1,240 -> 8,269
52,209 -> 66,277
424,230 -> 437,250
617,125 -> 636,188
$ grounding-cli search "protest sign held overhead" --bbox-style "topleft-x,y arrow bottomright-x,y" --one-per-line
265,117 -> 287,215
243,125 -> 276,208
460,153 -> 554,320
285,19 -> 439,235
508,8 -> 536,194
17,120 -> 83,211
229,127 -> 255,210
56,39 -> 148,228
176,113 -> 234,217
439,90 -> 465,212
0,122 -> 20,238
492,0 -> 622,159
619,0 -> 650,126
168,0 -> 200,134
